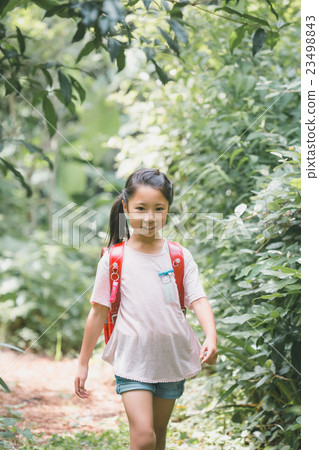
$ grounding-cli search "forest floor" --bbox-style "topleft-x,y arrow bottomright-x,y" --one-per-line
0,348 -> 126,446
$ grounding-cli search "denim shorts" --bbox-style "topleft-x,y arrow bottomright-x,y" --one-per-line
115,375 -> 185,399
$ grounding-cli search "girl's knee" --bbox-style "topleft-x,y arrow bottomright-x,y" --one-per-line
131,426 -> 156,449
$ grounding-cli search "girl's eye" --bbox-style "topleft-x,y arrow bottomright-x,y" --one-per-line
135,207 -> 164,211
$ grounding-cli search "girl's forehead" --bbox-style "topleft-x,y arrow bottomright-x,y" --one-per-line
130,185 -> 168,204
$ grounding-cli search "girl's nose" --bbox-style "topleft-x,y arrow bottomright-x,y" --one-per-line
146,210 -> 155,220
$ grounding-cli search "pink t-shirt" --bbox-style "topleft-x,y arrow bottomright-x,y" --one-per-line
90,238 -> 207,383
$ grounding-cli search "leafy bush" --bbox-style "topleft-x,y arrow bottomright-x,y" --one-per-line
0,233 -> 99,356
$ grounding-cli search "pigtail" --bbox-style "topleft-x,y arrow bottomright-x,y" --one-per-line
107,192 -> 130,248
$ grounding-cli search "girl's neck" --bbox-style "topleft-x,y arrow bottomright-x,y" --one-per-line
127,232 -> 165,252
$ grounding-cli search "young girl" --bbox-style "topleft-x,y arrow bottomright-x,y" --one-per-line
74,168 -> 218,450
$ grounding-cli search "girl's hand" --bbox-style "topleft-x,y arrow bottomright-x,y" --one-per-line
200,337 -> 218,365
74,363 -> 90,399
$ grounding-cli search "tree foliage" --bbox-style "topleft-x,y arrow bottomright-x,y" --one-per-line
0,0 -> 288,191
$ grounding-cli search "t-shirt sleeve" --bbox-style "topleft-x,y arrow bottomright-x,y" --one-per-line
89,250 -> 111,308
182,247 -> 207,310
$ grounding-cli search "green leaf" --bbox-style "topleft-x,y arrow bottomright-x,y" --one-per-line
69,75 -> 86,103
0,157 -> 33,197
0,430 -> 16,438
32,89 -> 48,106
20,140 -> 54,170
167,19 -> 189,45
58,70 -> 72,105
21,428 -> 33,439
169,4 -> 183,19
54,90 -> 76,114
142,0 -> 153,10
255,375 -> 270,388
98,16 -> 110,35
0,0 -> 10,16
108,38 -> 122,61
2,45 -> 19,59
265,0 -> 279,20
0,376 -> 11,393
215,7 -> 269,27
252,28 -> 266,56
1,418 -> 20,426
16,26 -> 25,54
214,6 -> 244,18
44,3 -> 69,18
72,21 -> 86,43
218,345 -> 254,365
158,27 -> 180,55
76,40 -> 96,63
80,2 -> 99,26
219,331 -> 257,356
42,97 -> 57,137
265,30 -> 280,50
229,25 -> 246,54
290,178 -> 301,190
217,383 -> 238,404
33,0 -> 60,11
291,340 -> 301,372
4,77 -> 22,96
102,0 -> 125,23
230,147 -> 243,166
242,14 -> 269,28
152,59 -> 169,85
161,0 -> 170,12
221,314 -> 254,325
116,46 -> 126,72
41,67 -> 53,86
143,47 -> 156,61
0,22 -> 6,39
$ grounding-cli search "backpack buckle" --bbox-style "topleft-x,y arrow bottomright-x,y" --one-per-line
111,262 -> 119,281
110,313 -> 118,324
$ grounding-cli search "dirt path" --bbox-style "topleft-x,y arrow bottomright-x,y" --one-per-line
0,349 -> 125,445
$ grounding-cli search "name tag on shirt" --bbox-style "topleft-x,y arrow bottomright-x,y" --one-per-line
158,269 -> 178,304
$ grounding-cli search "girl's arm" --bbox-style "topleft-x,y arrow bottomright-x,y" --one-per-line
74,302 -> 109,399
191,297 -> 218,365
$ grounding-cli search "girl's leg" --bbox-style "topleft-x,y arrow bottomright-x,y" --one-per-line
122,390 -> 156,450
152,397 -> 176,450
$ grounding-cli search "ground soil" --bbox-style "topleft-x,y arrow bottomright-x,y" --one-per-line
0,349 -> 125,445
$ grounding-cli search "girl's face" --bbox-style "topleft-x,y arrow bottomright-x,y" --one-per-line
122,185 -> 169,237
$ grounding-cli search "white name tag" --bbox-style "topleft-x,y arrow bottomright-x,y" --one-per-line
158,270 -> 178,304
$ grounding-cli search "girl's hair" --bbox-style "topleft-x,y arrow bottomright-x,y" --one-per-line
107,168 -> 174,248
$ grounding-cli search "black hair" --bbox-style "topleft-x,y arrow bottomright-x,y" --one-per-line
107,168 -> 174,248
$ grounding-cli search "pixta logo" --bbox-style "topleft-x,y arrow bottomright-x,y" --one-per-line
51,203 -> 98,249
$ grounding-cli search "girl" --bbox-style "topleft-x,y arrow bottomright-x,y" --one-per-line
74,168 -> 218,450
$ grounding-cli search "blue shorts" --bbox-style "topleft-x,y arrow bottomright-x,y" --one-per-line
115,375 -> 185,400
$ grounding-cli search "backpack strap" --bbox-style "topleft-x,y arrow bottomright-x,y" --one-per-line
167,240 -> 185,313
108,242 -> 125,317
100,242 -> 125,344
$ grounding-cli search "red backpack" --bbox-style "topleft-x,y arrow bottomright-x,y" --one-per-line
100,240 -> 185,344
